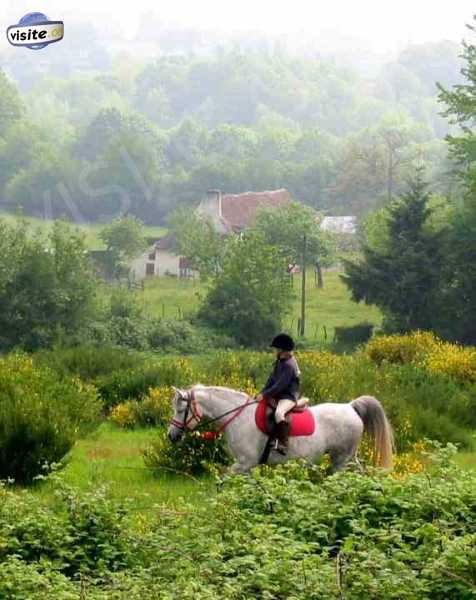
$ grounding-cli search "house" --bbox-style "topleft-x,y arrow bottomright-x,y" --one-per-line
197,188 -> 292,233
130,236 -> 193,280
320,216 -> 357,235
130,188 -> 292,280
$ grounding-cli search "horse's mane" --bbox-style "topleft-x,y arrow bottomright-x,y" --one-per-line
191,384 -> 249,401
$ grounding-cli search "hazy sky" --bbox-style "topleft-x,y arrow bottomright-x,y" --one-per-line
1,0 -> 475,53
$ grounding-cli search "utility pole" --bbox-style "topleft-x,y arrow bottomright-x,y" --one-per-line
300,233 -> 307,337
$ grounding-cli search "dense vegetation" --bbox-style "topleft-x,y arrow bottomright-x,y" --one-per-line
0,446 -> 474,599
0,40 -> 463,222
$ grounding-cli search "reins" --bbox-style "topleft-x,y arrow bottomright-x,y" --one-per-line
170,389 -> 259,438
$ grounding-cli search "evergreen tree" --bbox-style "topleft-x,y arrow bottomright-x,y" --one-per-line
342,170 -> 444,332
438,18 -> 476,342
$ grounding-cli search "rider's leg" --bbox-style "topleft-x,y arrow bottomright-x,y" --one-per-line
275,399 -> 296,423
272,399 -> 295,455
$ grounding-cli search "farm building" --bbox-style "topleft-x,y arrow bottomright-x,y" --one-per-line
131,188 -> 292,279
197,188 -> 292,233
320,216 -> 357,234
130,235 -> 194,280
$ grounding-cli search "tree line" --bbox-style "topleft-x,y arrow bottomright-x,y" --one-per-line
0,42 -> 463,223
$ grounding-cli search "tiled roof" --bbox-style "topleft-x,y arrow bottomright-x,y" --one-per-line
155,234 -> 176,250
221,189 -> 292,231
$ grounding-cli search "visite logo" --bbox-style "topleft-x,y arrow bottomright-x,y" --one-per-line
7,12 -> 64,50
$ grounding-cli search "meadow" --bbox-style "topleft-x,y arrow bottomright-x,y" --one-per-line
142,270 -> 382,344
0,212 -> 166,250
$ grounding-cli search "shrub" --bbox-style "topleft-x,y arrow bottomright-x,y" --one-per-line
35,345 -> 147,381
0,354 -> 100,484
0,477 -> 135,579
147,319 -> 235,353
0,446 -> 475,598
334,322 -> 374,344
143,428 -> 231,475
365,330 -> 439,365
95,357 -> 199,409
426,342 -> 476,383
110,386 -> 173,429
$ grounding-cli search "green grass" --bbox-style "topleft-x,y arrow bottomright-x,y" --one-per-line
143,270 -> 382,343
454,452 -> 476,471
30,424 -> 475,514
32,423 -> 214,509
0,211 -> 166,250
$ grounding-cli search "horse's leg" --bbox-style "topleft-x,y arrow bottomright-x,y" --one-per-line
229,460 -> 255,474
329,439 -> 360,473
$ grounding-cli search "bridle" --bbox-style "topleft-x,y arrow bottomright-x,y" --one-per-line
170,388 -> 258,437
170,388 -> 203,432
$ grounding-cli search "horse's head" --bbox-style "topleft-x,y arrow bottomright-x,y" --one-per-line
168,386 -> 202,443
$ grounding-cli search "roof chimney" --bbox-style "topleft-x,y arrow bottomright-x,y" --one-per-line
206,189 -> 222,217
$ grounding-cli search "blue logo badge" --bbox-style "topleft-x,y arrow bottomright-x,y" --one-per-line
7,12 -> 64,50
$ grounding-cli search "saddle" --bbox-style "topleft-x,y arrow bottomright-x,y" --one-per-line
255,397 -> 316,437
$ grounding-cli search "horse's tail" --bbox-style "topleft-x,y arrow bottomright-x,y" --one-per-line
351,396 -> 394,469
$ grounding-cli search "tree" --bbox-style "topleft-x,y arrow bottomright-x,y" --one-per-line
199,231 -> 292,346
168,209 -> 224,280
0,70 -> 22,137
0,219 -> 97,350
341,170 -> 445,332
437,18 -> 476,342
253,201 -> 334,282
99,216 -> 147,279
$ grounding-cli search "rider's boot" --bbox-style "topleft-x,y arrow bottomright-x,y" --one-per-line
272,420 -> 290,455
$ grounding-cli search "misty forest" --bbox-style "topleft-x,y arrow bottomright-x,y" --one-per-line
0,27 -> 465,222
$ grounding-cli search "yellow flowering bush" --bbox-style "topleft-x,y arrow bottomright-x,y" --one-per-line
110,386 -> 173,429
0,353 -> 101,484
365,331 -> 440,365
110,403 -> 135,429
425,342 -> 476,383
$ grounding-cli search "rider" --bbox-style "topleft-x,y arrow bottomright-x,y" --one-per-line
256,333 -> 301,455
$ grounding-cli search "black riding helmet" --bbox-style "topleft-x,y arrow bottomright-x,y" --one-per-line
270,333 -> 295,352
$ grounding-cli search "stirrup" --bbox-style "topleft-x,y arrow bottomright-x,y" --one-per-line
272,439 -> 287,456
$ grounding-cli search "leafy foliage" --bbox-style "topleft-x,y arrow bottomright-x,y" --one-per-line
144,429 -> 231,475
0,354 -> 100,484
199,231 -> 293,346
0,446 -> 475,598
99,215 -> 148,279
0,219 -> 98,351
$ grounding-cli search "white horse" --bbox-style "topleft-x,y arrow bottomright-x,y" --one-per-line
168,385 -> 394,473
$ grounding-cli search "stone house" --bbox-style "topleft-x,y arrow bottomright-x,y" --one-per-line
130,188 -> 292,279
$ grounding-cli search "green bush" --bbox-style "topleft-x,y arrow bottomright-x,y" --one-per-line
334,322 -> 374,344
148,318 -> 235,353
0,354 -> 101,484
35,345 -> 147,381
143,428 -> 231,475
2,445 -> 475,598
0,477 -> 135,580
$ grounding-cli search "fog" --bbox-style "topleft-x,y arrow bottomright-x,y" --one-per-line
0,0 -> 475,55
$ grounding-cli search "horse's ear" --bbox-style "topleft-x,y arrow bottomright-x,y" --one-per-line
172,386 -> 183,397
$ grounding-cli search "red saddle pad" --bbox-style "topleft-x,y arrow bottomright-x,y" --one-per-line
255,398 -> 315,437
